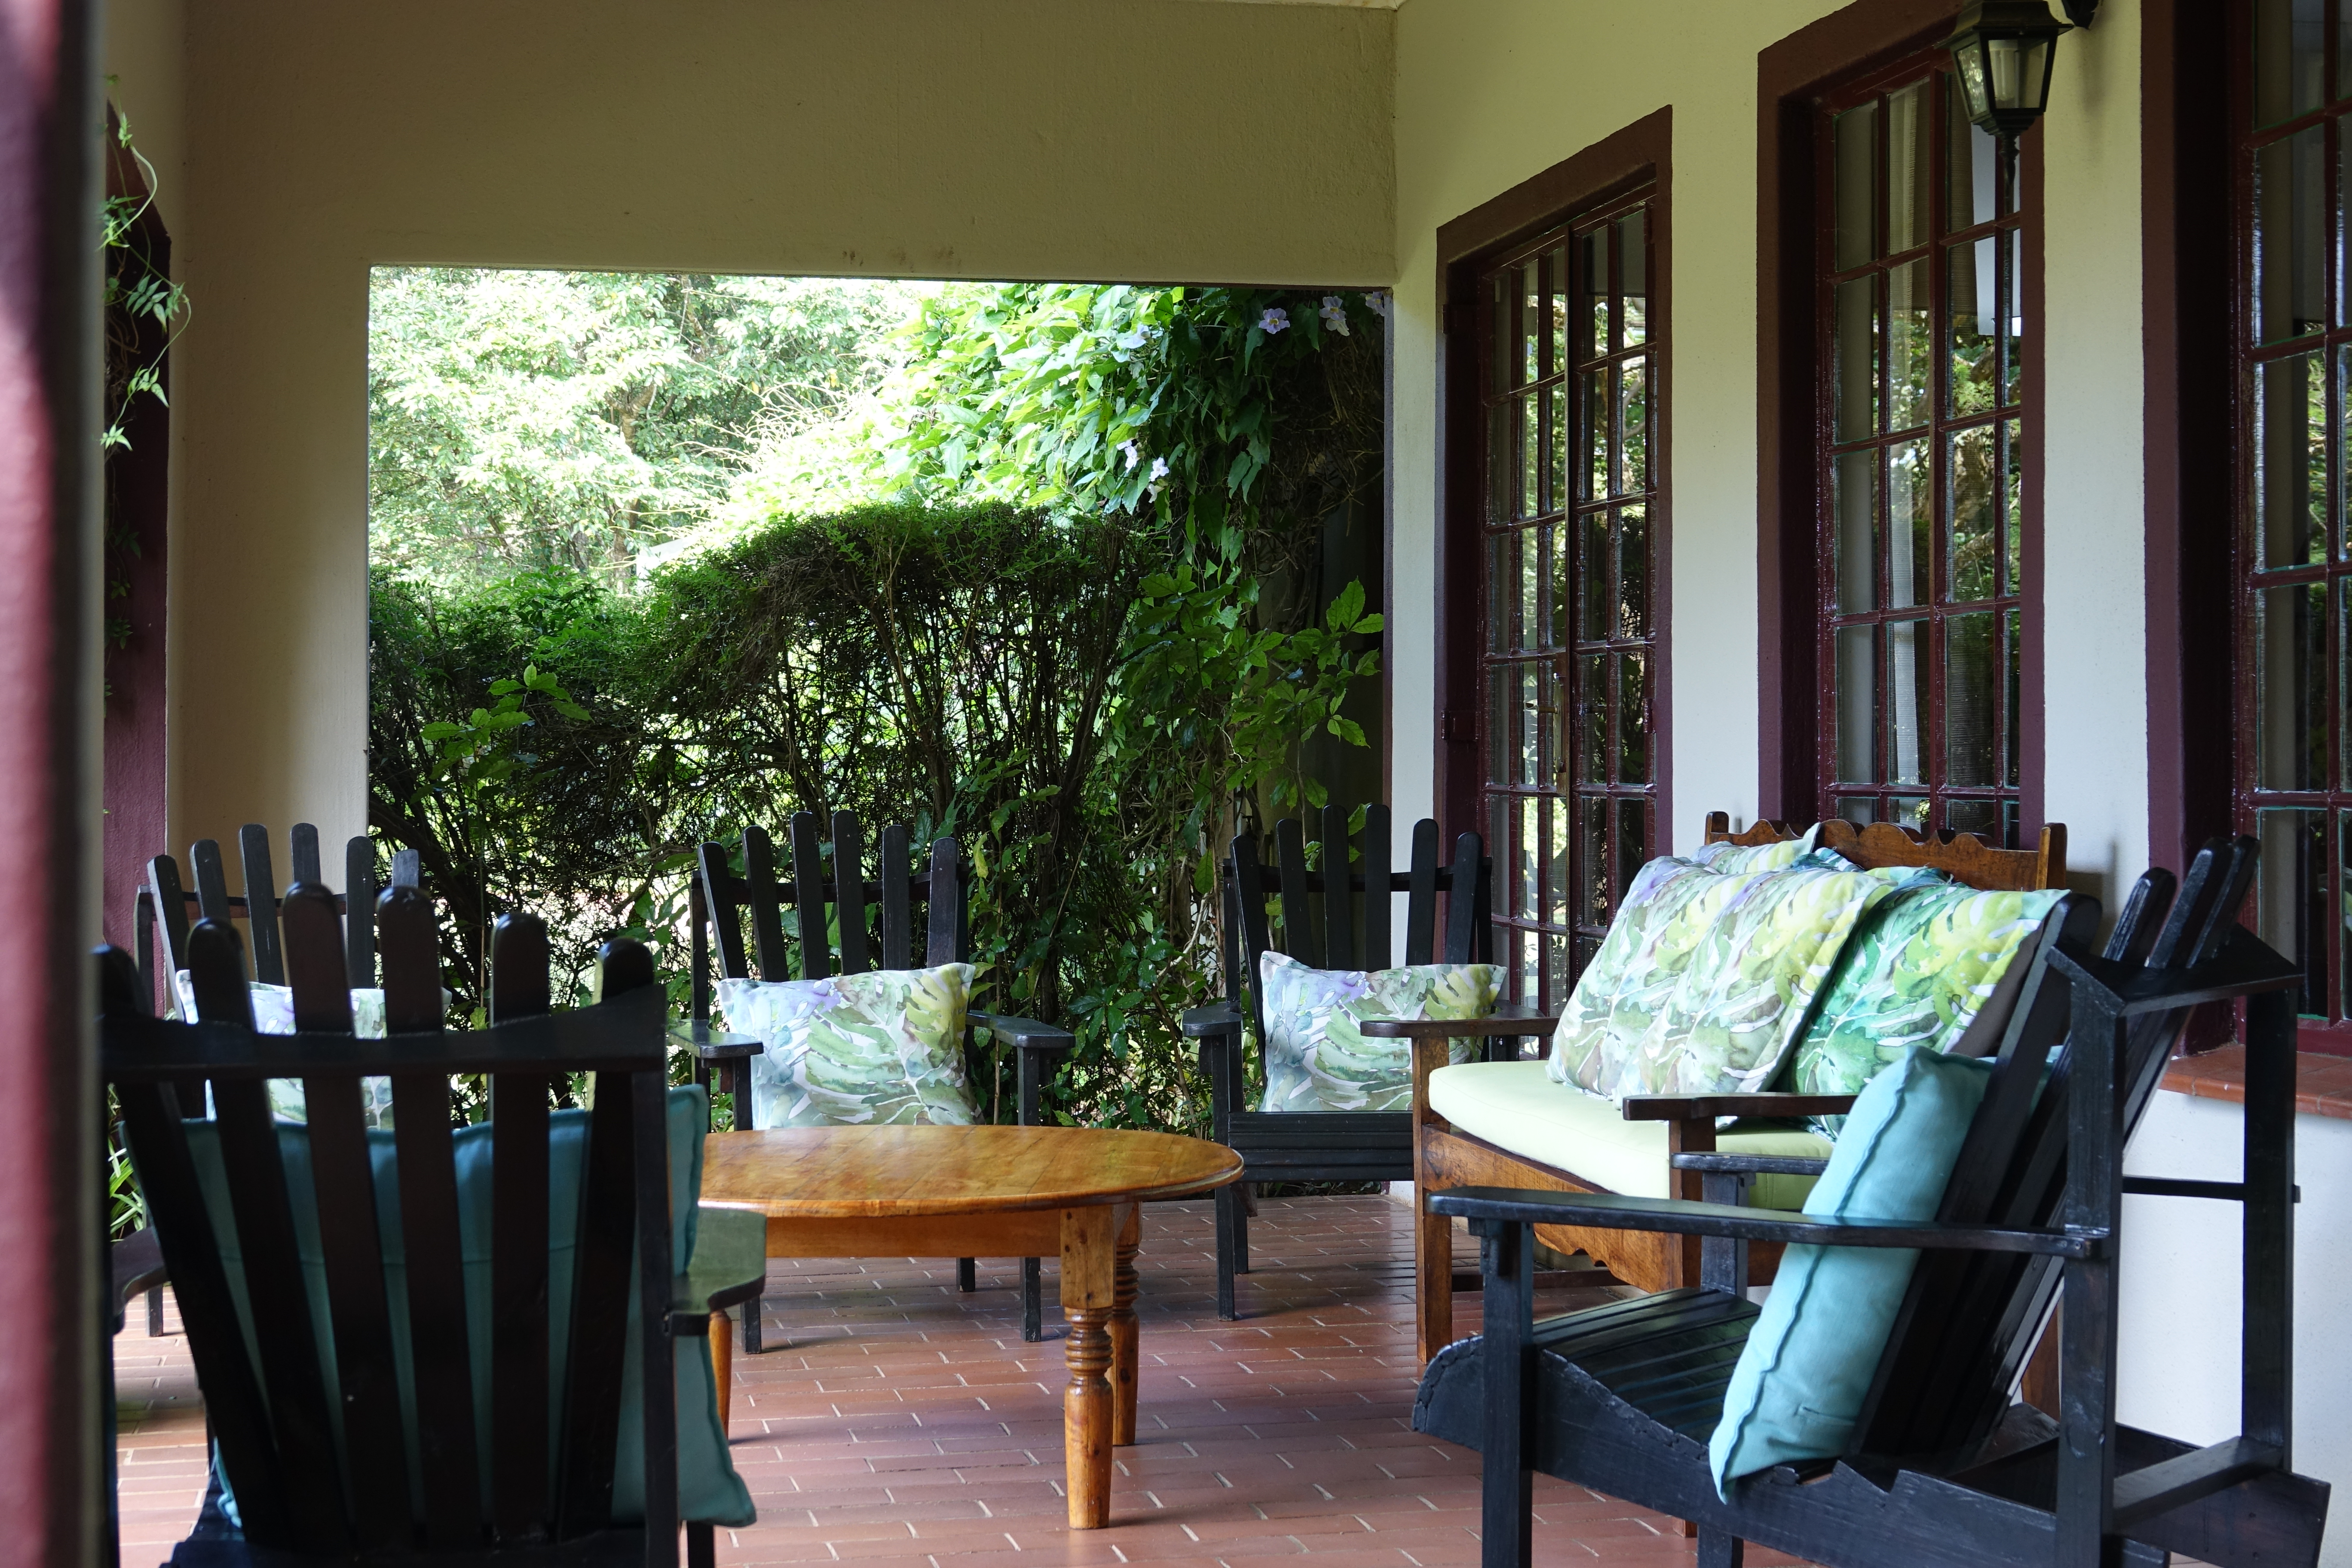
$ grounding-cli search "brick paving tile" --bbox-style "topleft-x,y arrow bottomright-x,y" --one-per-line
113,1193 -> 2029,1567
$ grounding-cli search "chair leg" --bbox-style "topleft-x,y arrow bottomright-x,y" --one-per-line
956,1257 -> 977,1293
687,1520 -> 716,1568
710,1309 -> 733,1435
1696,1526 -> 1744,1568
740,1294 -> 763,1355
1231,1189 -> 1251,1274
146,1284 -> 165,1337
1022,1256 -> 1043,1342
1415,1188 -> 1453,1364
1215,1185 -> 1240,1320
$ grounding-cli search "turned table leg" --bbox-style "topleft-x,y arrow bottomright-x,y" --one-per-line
1059,1204 -> 1122,1528
710,1308 -> 734,1434
1109,1204 -> 1140,1446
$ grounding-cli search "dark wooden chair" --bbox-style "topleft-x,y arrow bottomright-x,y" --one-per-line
101,881 -> 764,1568
686,809 -> 1077,1344
1415,837 -> 2335,1568
1182,805 -> 1553,1320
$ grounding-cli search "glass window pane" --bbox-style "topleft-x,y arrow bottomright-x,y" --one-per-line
1517,796 -> 1540,920
1487,400 -> 1512,524
1616,360 -> 1648,496
1550,245 -> 1570,371
1519,660 -> 1543,787
1520,258 -> 1542,386
1490,529 -> 1520,649
1577,228 -> 1608,363
1947,609 -> 1999,786
1887,80 -> 1931,253
2258,352 -> 2327,569
2255,0 -> 2326,127
1577,653 -> 1606,783
1834,101 -> 1878,271
1488,668 -> 1509,783
1516,389 -> 1541,519
1836,796 -> 1877,825
1887,618 -> 1929,786
1491,275 -> 1511,393
1577,511 -> 1607,642
1581,368 -> 1607,500
2254,807 -> 2326,1016
1619,209 -> 1648,348
1619,649 -> 1650,784
1890,796 -> 1931,831
1577,795 -> 1608,926
2003,418 -> 2024,594
1540,518 -> 1566,650
1889,257 -> 1932,430
1947,798 -> 2001,837
1519,521 -> 1540,652
1949,83 -> 2001,230
1836,625 -> 1877,783
1890,437 -> 1931,607
1950,423 -> 1999,602
1548,381 -> 1568,518
2257,127 -> 2327,343
1950,238 -> 1998,416
2257,580 -> 2327,791
2006,606 -> 2022,788
1836,275 -> 1880,442
2003,228 -> 2025,407
1546,796 -> 1569,928
1834,450 -> 1878,614
1616,504 -> 1650,642
1616,798 -> 1647,906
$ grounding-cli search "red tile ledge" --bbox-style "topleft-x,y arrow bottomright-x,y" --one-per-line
2162,1045 -> 2352,1120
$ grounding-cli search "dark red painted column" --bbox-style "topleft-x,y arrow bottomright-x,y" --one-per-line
0,0 -> 103,1558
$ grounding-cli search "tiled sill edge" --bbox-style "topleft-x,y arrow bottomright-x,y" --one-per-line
2161,1045 -> 2352,1121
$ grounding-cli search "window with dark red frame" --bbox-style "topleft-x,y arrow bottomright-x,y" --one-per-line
1474,190 -> 1660,1011
1816,56 -> 2029,842
2235,0 -> 2352,1030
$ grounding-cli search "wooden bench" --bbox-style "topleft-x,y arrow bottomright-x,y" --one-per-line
1409,814 -> 2065,1362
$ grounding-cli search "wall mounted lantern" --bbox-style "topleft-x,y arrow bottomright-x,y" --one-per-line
1939,0 -> 2075,147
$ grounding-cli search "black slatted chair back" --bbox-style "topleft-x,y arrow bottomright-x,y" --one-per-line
100,885 -> 684,1565
1854,836 -> 2263,1461
1224,806 -> 1488,1049
138,823 -> 408,1004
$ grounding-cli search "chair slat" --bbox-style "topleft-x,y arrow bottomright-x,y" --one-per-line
343,836 -> 377,988
132,890 -> 157,1017
1322,803 -> 1355,971
629,1067 -> 680,1563
390,848 -> 422,889
834,812 -> 872,974
925,839 -> 961,968
290,822 -> 322,887
1442,833 -> 1482,965
698,841 -> 751,982
147,853 -> 192,975
376,886 -> 484,1546
790,813 -> 832,980
488,912 -> 554,1540
190,920 -> 349,1551
1363,805 -> 1393,969
1404,820 -> 1439,965
556,1045 -> 639,1535
241,824 -> 286,986
879,825 -> 913,970
283,887 -> 411,1549
1231,835 -> 1277,1046
1275,818 -> 1321,969
190,840 -> 244,987
743,824 -> 790,979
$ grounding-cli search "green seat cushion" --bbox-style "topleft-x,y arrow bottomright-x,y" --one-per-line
179,1084 -> 752,1529
1258,952 -> 1501,1113
719,963 -> 979,1129
1429,1061 -> 1828,1211
1707,1047 -> 1994,1494
1789,882 -> 2062,1133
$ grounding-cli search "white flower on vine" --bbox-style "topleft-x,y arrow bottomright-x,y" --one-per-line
1118,439 -> 1141,471
1320,296 -> 1351,336
1149,455 -> 1170,482
1258,306 -> 1291,335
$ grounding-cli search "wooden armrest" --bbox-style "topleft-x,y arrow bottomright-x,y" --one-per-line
674,1205 -> 767,1325
1618,1092 -> 1857,1121
1669,1151 -> 1831,1177
1182,1002 -> 1242,1039
971,1012 -> 1076,1052
1423,1185 -> 2096,1258
1358,1004 -> 1560,1040
668,1019 -> 763,1060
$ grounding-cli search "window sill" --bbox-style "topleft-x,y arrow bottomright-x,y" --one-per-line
2162,1046 -> 2352,1121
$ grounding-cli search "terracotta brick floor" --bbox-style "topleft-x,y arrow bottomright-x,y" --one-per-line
114,1194 -> 1815,1566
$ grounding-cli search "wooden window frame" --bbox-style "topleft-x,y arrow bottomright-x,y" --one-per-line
1432,111 -> 1672,1011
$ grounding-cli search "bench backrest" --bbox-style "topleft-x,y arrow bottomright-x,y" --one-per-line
1223,803 -> 1488,1046
100,887 -> 678,1557
140,823 -> 415,1002
1852,836 -> 2264,1461
1702,811 -> 2066,892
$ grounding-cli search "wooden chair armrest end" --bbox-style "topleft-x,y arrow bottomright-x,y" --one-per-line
971,1011 -> 1076,1052
670,1019 -> 764,1060
1181,1003 -> 1243,1039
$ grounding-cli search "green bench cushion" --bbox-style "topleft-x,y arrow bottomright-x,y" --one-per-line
1429,1061 -> 1828,1211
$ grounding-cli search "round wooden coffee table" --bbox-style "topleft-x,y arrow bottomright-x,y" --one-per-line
699,1124 -> 1242,1528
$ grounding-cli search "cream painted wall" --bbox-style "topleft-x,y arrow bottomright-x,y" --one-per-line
101,0 -> 184,229
149,0 -> 1394,867
1387,0 -> 2152,906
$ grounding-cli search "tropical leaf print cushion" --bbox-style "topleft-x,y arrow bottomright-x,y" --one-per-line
1257,952 -> 1503,1114
1547,856 -> 1770,1099
1789,882 -> 2063,1131
1687,822 -> 1823,875
1638,861 -> 1901,1097
720,964 -> 979,1128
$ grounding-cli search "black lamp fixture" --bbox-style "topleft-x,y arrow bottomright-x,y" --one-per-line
1938,0 -> 2076,147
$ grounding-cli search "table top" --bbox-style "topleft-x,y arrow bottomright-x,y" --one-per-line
700,1124 -> 1244,1218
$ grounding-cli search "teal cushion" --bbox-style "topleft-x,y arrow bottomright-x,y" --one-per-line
1706,1047 -> 1994,1495
177,1084 -> 751,1528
